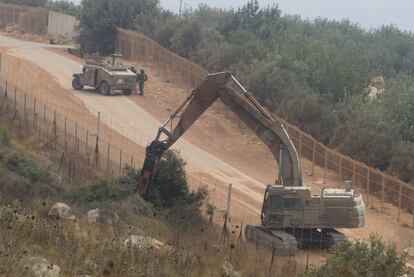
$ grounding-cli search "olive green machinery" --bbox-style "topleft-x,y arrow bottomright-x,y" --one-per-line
140,72 -> 365,256
72,54 -> 137,95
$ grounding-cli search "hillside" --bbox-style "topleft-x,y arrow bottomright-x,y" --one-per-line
76,0 -> 414,184
0,120 -> 264,276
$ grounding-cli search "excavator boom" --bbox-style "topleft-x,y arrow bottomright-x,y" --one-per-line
140,72 -> 302,195
140,72 -> 365,256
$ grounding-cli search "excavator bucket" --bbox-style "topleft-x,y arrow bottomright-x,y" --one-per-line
139,140 -> 167,196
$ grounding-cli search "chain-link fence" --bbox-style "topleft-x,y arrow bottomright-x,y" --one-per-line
117,28 -> 208,92
0,77 -> 144,182
116,28 -> 414,227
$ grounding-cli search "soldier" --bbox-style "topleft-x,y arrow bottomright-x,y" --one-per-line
137,69 -> 148,95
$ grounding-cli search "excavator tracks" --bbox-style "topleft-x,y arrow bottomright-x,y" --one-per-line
245,225 -> 347,255
323,229 -> 346,248
245,224 -> 297,256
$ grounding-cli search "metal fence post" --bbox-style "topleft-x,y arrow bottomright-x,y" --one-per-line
52,110 -> 57,147
323,149 -> 327,185
367,169 -> 370,208
352,163 -> 356,188
227,183 -> 233,222
43,103 -> 46,140
85,129 -> 89,159
119,150 -> 122,175
397,182 -> 402,222
23,93 -> 27,132
33,97 -> 36,129
338,156 -> 342,178
381,176 -> 385,210
94,112 -> 100,169
107,143 -> 110,172
64,117 -> 67,153
14,87 -> 16,112
311,140 -> 315,175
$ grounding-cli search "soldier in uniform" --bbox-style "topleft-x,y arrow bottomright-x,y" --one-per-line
136,69 -> 148,95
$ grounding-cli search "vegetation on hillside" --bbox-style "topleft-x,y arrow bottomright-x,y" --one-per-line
73,0 -> 414,183
306,235 -> 406,277
0,0 -> 80,16
0,124 -> 233,275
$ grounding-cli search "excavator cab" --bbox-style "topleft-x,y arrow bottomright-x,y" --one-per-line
261,183 -> 365,230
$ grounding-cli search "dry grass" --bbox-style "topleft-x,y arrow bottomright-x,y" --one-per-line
0,121 -> 304,276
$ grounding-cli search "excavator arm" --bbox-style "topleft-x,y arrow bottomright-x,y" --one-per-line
139,72 -> 302,195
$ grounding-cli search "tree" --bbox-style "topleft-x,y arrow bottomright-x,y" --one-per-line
0,0 -> 46,7
383,74 -> 414,142
388,142 -> 414,183
78,0 -> 159,55
279,94 -> 337,144
330,115 -> 400,170
145,150 -> 207,209
170,20 -> 202,58
44,1 -> 80,17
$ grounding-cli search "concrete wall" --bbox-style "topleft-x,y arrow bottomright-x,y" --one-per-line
47,11 -> 77,39
0,3 -> 48,35
0,3 -> 28,27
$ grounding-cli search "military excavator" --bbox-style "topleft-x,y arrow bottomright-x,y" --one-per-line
140,72 -> 365,256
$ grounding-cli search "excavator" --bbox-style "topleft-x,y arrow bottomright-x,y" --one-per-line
140,72 -> 365,256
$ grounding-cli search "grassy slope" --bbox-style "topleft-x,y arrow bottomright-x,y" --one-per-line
0,124 -> 287,276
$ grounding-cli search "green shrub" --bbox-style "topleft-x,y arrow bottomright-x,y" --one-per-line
3,152 -> 52,184
0,126 -> 10,145
145,150 -> 207,209
306,235 -> 406,277
330,117 -> 400,170
0,164 -> 60,202
388,142 -> 414,183
64,168 -> 137,203
279,94 -> 338,144
166,203 -> 204,231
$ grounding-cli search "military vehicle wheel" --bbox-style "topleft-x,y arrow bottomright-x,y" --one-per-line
99,81 -> 110,95
123,89 -> 132,96
72,77 -> 83,90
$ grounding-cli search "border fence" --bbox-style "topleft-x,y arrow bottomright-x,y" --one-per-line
0,3 -> 77,39
117,28 -> 414,226
0,3 -> 47,35
117,28 -> 208,91
0,77 -> 143,182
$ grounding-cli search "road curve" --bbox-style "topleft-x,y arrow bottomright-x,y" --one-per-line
0,34 -> 265,211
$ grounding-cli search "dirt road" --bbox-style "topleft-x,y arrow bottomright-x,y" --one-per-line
0,34 -> 265,213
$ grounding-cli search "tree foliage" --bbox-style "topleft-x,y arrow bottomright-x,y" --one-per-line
307,235 -> 406,277
145,150 -> 207,209
0,0 -> 79,16
0,0 -> 46,7
78,0 -> 159,55
44,1 -> 80,17
144,150 -> 208,230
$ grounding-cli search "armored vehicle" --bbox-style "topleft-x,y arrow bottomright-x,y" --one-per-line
140,72 -> 365,256
72,54 -> 137,95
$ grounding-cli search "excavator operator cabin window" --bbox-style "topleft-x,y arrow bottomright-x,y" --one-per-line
270,195 -> 283,209
284,198 -> 302,209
